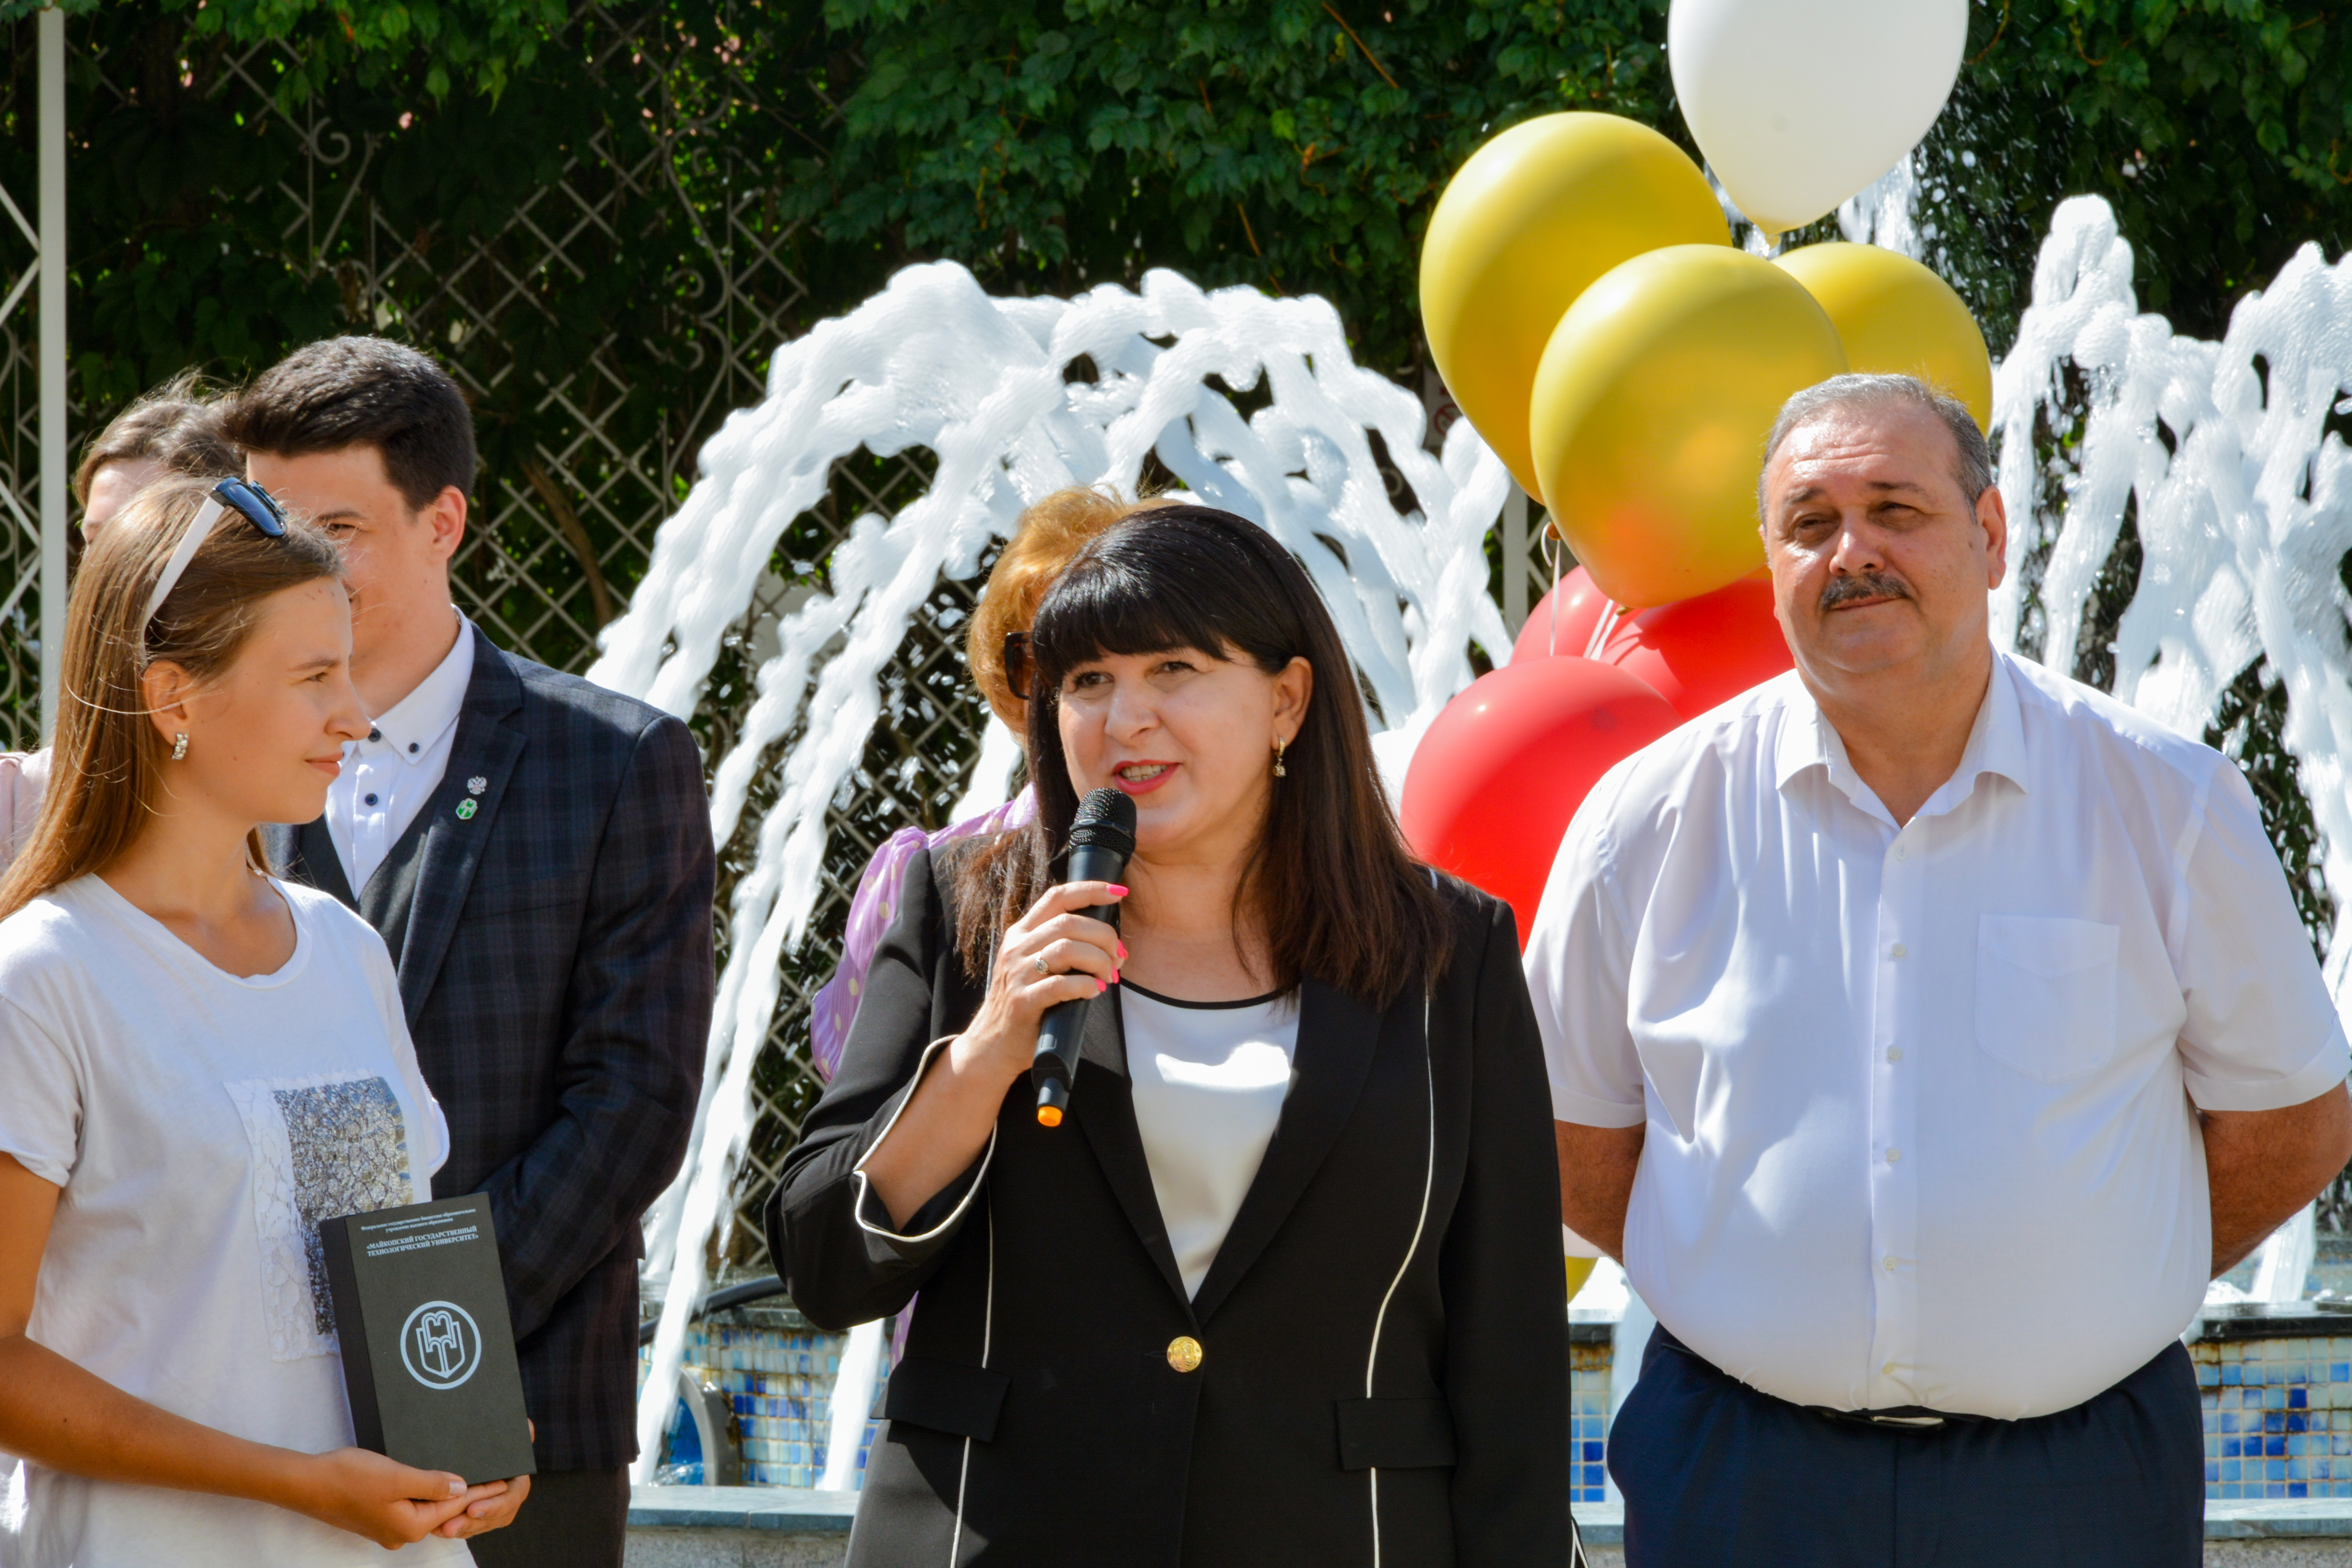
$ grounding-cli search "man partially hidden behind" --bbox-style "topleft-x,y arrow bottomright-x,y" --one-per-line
1531,373 -> 2352,1566
229,338 -> 716,1568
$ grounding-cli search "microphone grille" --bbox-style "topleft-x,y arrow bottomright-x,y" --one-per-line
1069,787 -> 1137,857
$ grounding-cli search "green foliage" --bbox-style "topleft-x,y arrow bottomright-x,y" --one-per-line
804,0 -> 2352,365
165,0 -> 572,104
802,0 -> 1673,372
12,0 -> 2350,370
0,0 -> 569,104
1914,2 -> 2352,346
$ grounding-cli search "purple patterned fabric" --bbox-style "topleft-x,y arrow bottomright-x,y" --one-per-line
808,786 -> 1037,1083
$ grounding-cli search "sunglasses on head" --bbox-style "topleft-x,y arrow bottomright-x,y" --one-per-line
213,477 -> 290,538
1004,630 -> 1033,703
141,478 -> 293,630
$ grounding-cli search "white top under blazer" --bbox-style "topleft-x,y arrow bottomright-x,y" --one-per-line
1119,983 -> 1302,1299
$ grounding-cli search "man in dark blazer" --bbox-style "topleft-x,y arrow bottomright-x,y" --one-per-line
233,337 -> 716,1568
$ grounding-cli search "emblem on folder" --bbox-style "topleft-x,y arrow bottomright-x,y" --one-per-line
399,1299 -> 483,1390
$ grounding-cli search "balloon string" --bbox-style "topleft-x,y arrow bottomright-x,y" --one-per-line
1585,597 -> 1618,660
1543,526 -> 1563,656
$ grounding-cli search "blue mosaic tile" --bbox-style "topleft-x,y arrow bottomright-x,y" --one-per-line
639,1319 -> 892,1488
629,1325 -> 2352,1501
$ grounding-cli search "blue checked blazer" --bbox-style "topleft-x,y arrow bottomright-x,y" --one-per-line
266,626 -> 716,1472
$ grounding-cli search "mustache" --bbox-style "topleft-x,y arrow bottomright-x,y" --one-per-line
1819,572 -> 1913,611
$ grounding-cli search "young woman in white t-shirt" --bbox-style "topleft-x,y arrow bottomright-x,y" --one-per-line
0,477 -> 531,1566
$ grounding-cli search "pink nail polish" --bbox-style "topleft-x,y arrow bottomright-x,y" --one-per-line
1107,884 -> 1129,897
1118,941 -> 1128,961
1112,969 -> 1120,985
1097,979 -> 1107,993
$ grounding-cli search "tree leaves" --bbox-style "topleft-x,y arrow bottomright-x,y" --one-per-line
802,0 -> 1671,370
1918,2 -> 2350,344
7,0 -> 2349,417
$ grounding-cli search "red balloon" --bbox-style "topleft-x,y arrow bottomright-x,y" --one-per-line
1598,573 -> 1792,721
1400,657 -> 1682,947
1512,565 -> 1619,664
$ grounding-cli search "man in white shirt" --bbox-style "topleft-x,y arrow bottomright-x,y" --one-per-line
1529,372 -> 2352,1566
320,601 -> 474,890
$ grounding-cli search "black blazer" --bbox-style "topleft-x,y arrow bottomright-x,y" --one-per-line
267,626 -> 716,1471
770,845 -> 1572,1567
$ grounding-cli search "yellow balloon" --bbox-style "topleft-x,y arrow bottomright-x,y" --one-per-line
1531,245 -> 1849,607
1421,113 -> 1729,503
1565,1256 -> 1598,1305
1774,242 -> 1993,429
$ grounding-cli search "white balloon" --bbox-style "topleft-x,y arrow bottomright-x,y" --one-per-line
1669,0 -> 1967,235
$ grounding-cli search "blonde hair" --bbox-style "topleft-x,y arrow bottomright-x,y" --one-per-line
967,487 -> 1174,729
0,479 -> 344,920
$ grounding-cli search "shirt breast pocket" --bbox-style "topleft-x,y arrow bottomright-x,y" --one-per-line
1975,914 -> 2121,1083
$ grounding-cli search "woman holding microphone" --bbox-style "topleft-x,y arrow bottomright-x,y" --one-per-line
772,503 -> 1572,1565
0,479 -> 529,1564
806,485 -> 1171,1083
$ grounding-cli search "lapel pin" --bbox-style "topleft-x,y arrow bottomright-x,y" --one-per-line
467,776 -> 487,795
455,799 -> 479,820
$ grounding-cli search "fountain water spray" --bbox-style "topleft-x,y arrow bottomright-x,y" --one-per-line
1991,196 -> 2352,994
1992,195 -> 2352,1312
1838,153 -> 1922,259
588,260 -> 1515,1480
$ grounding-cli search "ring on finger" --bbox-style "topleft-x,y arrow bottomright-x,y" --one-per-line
1032,954 -> 1050,976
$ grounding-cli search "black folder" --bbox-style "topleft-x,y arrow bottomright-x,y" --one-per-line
321,1194 -> 538,1484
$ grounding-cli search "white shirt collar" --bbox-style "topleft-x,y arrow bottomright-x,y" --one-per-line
359,612 -> 475,765
1771,647 -> 2032,822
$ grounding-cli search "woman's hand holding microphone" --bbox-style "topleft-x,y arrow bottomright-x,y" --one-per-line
862,881 -> 1126,1227
952,881 -> 1127,1087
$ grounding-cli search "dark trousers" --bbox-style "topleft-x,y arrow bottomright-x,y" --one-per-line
1610,1326 -> 2204,1568
465,1465 -> 630,1568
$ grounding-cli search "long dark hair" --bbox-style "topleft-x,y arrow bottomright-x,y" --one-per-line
952,505 -> 1452,1005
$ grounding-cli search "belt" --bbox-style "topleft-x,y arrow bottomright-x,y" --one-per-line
1649,1325 -> 1991,1433
1802,1404 -> 1988,1432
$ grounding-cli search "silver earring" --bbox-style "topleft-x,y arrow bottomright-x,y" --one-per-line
171,732 -> 189,761
1272,736 -> 1287,778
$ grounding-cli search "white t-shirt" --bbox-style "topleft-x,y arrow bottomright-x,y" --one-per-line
0,874 -> 470,1568
1122,983 -> 1301,1299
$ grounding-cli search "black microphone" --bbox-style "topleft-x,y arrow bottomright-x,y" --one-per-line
1032,787 -> 1137,1127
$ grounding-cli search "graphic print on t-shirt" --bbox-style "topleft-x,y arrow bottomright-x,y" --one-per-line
226,1074 -> 414,1359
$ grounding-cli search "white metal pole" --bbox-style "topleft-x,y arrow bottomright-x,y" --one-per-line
37,6 -> 66,740
1501,481 -> 1529,635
